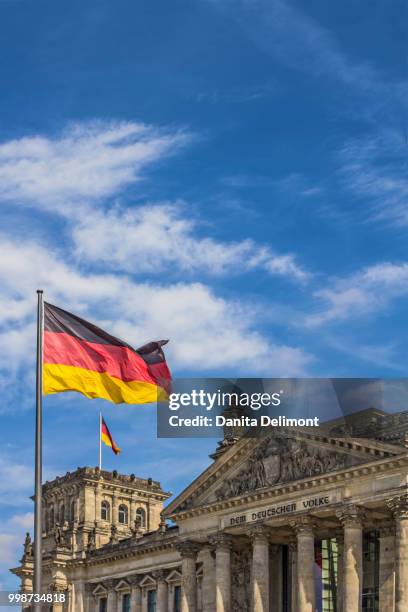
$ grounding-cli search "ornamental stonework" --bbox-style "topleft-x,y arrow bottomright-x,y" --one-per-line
231,548 -> 251,612
214,435 -> 349,501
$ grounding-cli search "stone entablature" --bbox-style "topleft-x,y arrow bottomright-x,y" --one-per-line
164,428 -> 402,518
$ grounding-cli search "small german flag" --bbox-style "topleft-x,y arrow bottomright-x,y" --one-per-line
101,417 -> 121,455
43,302 -> 171,404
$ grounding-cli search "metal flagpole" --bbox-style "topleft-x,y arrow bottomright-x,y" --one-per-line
34,290 -> 44,611
99,412 -> 102,470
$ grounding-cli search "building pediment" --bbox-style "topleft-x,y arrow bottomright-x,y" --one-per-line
164,429 -> 406,518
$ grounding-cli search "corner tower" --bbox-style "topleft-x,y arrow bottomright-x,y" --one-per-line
40,466 -> 171,553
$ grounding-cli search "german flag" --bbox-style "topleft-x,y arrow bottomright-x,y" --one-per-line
101,417 -> 121,455
43,302 -> 171,404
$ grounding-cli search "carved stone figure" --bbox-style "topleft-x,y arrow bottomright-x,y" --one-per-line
231,548 -> 251,611
87,528 -> 96,551
109,524 -> 118,544
131,516 -> 143,538
23,532 -> 33,557
54,523 -> 64,546
215,435 -> 347,500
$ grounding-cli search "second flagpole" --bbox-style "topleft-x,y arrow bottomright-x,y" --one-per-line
99,412 -> 102,470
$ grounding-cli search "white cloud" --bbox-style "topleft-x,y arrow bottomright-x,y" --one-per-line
0,456 -> 33,504
0,237 -> 313,378
0,534 -> 19,567
72,203 -> 309,282
338,130 -> 408,225
205,0 -> 379,91
0,121 -> 190,216
306,262 -> 408,326
9,513 -> 34,529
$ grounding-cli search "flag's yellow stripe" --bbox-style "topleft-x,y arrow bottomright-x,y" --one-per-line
43,363 -> 167,404
101,432 -> 113,448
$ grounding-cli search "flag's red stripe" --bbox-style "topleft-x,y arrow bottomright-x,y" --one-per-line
43,331 -> 166,386
102,420 -> 120,454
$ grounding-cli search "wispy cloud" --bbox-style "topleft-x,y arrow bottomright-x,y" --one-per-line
0,120 -> 190,216
204,0 -> 379,91
306,262 -> 408,327
337,129 -> 408,226
0,237 -> 313,381
72,202 -> 309,282
195,81 -> 276,104
0,123 -> 310,284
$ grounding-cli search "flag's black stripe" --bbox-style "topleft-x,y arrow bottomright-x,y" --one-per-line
45,302 -> 128,347
44,302 -> 168,363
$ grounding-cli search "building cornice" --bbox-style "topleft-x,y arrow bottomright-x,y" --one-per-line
165,429 -> 405,519
166,453 -> 408,521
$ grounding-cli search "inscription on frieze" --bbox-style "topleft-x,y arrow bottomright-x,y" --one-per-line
220,490 -> 341,529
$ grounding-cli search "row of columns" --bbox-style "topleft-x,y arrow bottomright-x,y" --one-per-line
178,526 -> 270,612
178,493 -> 408,612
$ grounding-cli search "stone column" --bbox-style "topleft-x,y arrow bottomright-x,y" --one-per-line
291,517 -> 316,612
129,576 -> 142,612
378,523 -> 395,612
210,533 -> 232,612
167,584 -> 176,612
248,525 -> 270,612
177,541 -> 199,612
112,495 -> 119,526
74,581 -> 86,612
387,493 -> 408,612
289,541 -> 297,612
141,589 -> 148,612
335,529 -> 344,612
154,571 -> 168,612
201,544 -> 216,612
269,545 -> 281,612
337,504 -> 364,612
94,485 -> 102,525
51,587 -> 67,612
106,580 -> 118,612
116,592 -> 125,612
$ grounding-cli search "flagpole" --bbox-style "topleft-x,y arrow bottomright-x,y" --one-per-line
99,412 -> 102,470
34,290 -> 44,610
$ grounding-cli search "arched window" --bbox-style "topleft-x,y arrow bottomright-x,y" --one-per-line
118,504 -> 128,524
101,500 -> 110,521
59,504 -> 65,524
136,507 -> 146,528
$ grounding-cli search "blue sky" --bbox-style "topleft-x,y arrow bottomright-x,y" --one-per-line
1,0 -> 408,591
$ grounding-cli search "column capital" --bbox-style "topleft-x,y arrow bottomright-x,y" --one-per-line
336,504 -> 365,527
176,539 -> 200,559
84,583 -> 95,596
246,523 -> 270,543
386,493 -> 408,519
128,575 -> 142,587
334,528 -> 344,544
103,578 -> 117,590
152,569 -> 167,583
209,531 -> 233,551
288,540 -> 297,553
378,521 -> 396,538
290,515 -> 316,534
200,541 -> 215,554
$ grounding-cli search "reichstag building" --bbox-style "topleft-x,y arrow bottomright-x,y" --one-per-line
12,407 -> 408,611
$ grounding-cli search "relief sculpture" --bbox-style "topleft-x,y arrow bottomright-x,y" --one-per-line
215,436 -> 346,500
231,548 -> 251,612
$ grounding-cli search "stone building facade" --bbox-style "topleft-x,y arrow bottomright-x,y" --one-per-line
11,408 -> 408,611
